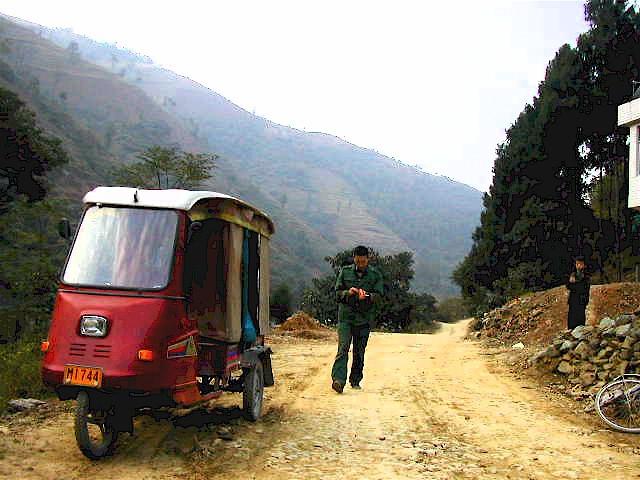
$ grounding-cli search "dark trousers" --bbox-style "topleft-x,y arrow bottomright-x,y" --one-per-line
331,322 -> 370,386
568,301 -> 586,329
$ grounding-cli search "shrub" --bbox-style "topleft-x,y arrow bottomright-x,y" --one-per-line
0,334 -> 49,413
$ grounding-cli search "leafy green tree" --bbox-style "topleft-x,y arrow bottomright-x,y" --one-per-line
113,145 -> 217,189
454,1 -> 640,314
300,275 -> 337,325
406,292 -> 439,332
0,197 -> 71,340
436,297 -> 469,323
301,249 -> 441,331
0,87 -> 69,212
589,162 -> 640,281
270,283 -> 293,323
0,88 -> 71,340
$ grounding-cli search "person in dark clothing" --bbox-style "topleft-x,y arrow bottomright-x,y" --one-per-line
331,245 -> 384,393
566,256 -> 590,330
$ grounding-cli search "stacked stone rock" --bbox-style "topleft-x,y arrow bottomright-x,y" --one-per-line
477,296 -> 540,338
529,314 -> 640,393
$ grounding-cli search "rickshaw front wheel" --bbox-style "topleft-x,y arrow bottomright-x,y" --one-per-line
243,361 -> 264,422
74,391 -> 118,459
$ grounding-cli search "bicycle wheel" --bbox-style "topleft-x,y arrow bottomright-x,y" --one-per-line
610,373 -> 640,383
595,378 -> 640,433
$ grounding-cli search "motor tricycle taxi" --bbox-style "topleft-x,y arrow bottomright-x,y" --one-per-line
41,187 -> 275,459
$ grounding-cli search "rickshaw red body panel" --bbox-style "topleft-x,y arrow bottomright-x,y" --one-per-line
41,290 -> 196,392
41,211 -> 202,402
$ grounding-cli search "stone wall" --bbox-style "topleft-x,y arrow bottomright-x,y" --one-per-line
529,314 -> 640,394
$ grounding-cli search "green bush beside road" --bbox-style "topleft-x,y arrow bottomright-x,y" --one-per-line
0,335 -> 49,413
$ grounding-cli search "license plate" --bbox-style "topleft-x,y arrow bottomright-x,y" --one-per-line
63,365 -> 103,388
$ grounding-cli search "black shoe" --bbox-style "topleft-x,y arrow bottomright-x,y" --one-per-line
350,383 -> 361,389
332,380 -> 344,394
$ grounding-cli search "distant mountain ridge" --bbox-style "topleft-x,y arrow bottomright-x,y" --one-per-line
0,14 -> 482,297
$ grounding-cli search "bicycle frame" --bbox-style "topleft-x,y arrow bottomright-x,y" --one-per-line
595,375 -> 640,433
599,381 -> 640,406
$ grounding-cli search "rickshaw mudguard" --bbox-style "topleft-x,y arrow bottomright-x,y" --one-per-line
241,346 -> 274,387
171,383 -> 204,405
262,350 -> 274,387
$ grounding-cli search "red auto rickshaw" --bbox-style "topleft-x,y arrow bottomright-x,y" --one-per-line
41,187 -> 275,459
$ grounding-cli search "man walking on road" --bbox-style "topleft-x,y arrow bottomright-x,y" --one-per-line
331,245 -> 384,393
566,255 -> 590,330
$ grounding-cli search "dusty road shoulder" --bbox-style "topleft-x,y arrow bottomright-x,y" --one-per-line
2,322 -> 640,479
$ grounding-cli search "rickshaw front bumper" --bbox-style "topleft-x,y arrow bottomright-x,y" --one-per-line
41,363 -> 177,394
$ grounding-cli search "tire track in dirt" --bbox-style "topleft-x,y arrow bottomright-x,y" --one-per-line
413,320 -> 640,479
202,332 -> 498,479
2,324 -> 640,479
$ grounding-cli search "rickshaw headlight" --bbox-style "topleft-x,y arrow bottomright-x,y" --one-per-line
80,315 -> 108,337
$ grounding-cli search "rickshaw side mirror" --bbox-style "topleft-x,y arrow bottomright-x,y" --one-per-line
187,221 -> 203,243
58,218 -> 72,239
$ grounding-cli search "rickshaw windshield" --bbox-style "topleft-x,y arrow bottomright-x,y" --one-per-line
62,206 -> 179,290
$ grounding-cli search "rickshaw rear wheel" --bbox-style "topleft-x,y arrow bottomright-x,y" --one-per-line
74,391 -> 118,459
243,361 -> 264,422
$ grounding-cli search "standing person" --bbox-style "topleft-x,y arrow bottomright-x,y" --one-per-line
566,255 -> 591,330
331,245 -> 384,393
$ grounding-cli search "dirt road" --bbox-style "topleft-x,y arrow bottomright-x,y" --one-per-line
1,320 -> 639,479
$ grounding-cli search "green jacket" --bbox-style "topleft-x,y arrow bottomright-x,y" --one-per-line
335,264 -> 384,326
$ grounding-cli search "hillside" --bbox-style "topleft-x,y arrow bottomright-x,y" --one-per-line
1,14 -> 483,296
0,15 -> 332,290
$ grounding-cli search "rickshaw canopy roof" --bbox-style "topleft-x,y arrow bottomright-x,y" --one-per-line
83,187 -> 274,237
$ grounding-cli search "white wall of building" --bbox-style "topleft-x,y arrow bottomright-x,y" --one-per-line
618,98 -> 640,210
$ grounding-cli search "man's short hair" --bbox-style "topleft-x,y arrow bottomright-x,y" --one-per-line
574,255 -> 585,262
353,245 -> 369,257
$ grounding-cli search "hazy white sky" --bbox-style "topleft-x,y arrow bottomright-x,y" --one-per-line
1,1 -> 589,192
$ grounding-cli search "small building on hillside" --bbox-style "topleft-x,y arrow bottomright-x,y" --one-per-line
618,96 -> 640,209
